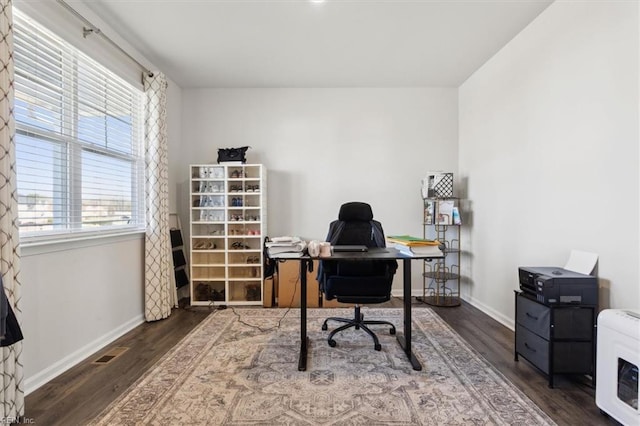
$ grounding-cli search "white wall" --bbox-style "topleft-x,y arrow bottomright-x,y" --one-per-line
459,1 -> 639,326
21,235 -> 145,394
178,88 -> 458,292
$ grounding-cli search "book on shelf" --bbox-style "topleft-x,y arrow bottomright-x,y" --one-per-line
436,200 -> 455,225
452,207 -> 462,225
390,242 -> 444,257
387,235 -> 443,257
386,235 -> 441,246
424,200 -> 435,225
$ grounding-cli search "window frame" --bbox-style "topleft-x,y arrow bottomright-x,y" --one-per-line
13,9 -> 147,246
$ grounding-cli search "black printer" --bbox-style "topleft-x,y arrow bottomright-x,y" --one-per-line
518,266 -> 598,305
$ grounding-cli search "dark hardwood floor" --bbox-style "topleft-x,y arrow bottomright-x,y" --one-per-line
429,302 -> 614,426
24,305 -> 212,425
25,299 -> 616,425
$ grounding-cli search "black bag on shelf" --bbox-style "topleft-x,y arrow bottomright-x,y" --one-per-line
217,146 -> 249,163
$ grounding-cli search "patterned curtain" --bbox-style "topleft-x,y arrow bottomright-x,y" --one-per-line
144,72 -> 176,321
0,0 -> 24,418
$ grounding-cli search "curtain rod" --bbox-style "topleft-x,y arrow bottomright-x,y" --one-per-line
55,0 -> 153,77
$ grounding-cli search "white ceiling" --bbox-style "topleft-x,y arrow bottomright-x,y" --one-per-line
84,0 -> 553,89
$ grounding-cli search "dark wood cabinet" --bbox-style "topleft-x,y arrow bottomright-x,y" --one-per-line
514,291 -> 596,388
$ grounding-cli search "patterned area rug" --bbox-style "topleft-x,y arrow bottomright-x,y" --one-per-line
90,308 -> 554,425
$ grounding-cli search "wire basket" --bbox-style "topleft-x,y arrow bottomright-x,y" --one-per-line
432,173 -> 453,198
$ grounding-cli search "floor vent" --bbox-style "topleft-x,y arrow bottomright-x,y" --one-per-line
93,347 -> 129,364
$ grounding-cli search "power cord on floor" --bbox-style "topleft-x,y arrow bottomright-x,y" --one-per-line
228,304 -> 292,333
210,260 -> 301,332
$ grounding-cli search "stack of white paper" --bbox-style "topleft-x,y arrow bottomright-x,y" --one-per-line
266,237 -> 307,257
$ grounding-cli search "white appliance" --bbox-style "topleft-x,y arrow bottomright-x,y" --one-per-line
596,309 -> 640,425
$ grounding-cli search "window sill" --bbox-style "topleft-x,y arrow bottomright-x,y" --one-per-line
21,230 -> 146,257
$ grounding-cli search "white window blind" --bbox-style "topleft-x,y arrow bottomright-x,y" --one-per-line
13,9 -> 146,243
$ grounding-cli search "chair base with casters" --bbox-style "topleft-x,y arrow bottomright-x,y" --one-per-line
321,304 -> 396,351
318,201 -> 399,352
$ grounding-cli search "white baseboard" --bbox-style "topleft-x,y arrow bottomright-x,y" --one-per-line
391,289 -> 515,331
461,295 -> 515,331
25,314 -> 145,395
392,289 -> 438,299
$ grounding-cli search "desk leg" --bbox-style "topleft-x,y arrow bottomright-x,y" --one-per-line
397,258 -> 423,371
298,259 -> 309,371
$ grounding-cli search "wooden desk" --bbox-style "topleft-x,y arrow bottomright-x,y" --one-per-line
272,247 -> 432,372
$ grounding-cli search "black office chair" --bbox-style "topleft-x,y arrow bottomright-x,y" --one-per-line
318,202 -> 398,351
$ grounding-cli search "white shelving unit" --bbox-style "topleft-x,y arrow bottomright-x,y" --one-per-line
189,164 -> 267,306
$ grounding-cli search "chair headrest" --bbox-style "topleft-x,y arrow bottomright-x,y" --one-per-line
338,202 -> 374,222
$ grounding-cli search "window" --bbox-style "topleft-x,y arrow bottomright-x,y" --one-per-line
13,10 -> 146,243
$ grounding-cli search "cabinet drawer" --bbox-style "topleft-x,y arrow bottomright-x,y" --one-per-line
516,295 -> 550,339
552,341 -> 594,374
516,324 -> 550,374
553,308 -> 594,340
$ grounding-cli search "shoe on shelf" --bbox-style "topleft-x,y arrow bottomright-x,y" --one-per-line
231,241 -> 250,250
